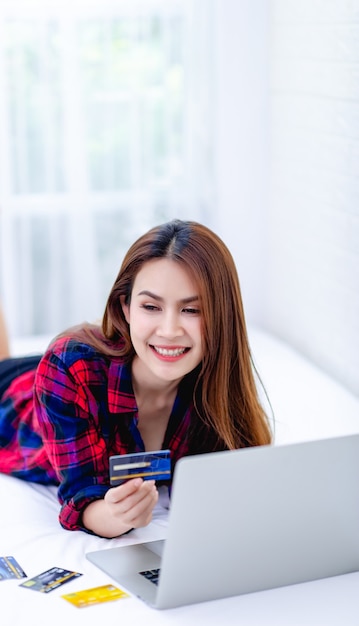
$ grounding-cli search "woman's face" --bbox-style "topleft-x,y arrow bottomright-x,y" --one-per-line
122,258 -> 203,388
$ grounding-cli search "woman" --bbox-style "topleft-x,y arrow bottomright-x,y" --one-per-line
0,219 -> 272,538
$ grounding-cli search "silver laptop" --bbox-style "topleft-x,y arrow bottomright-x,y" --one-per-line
86,434 -> 359,609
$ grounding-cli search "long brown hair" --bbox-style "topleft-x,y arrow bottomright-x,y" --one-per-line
68,220 -> 272,449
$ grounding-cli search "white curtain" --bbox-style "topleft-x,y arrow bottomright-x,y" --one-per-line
0,0 -> 215,337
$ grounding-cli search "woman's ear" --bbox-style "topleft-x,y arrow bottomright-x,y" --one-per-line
120,295 -> 130,324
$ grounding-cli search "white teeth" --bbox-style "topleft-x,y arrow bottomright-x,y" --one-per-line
153,346 -> 187,357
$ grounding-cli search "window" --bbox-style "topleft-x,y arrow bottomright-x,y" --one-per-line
0,0 -> 215,336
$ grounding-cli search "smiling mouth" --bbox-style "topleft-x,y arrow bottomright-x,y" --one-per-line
150,345 -> 190,357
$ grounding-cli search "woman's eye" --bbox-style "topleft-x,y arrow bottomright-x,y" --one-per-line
183,307 -> 200,315
141,304 -> 159,311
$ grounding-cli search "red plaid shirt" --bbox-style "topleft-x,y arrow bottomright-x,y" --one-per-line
0,336 -> 196,533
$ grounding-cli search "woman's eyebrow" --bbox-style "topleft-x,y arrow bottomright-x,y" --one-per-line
137,290 -> 199,304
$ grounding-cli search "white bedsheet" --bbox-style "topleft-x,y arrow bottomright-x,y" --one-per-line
1,327 -> 359,625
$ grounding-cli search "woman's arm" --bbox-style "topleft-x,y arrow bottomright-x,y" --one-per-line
33,338 -> 158,535
0,304 -> 10,359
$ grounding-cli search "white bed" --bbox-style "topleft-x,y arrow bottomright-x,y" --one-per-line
1,327 -> 359,626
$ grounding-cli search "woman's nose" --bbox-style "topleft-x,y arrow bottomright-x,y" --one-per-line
157,311 -> 183,337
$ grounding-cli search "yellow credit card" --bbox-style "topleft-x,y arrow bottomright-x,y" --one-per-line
62,584 -> 129,607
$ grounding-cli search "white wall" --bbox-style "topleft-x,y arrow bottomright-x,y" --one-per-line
266,0 -> 359,395
212,0 -> 359,397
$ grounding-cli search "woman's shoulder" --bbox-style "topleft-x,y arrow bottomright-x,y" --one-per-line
42,326 -> 125,369
47,334 -> 99,360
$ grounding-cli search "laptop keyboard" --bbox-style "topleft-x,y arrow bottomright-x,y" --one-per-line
139,568 -> 161,585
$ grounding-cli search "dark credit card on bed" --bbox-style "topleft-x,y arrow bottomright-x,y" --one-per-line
109,450 -> 171,486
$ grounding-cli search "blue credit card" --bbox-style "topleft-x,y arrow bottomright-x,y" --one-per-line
109,450 -> 171,486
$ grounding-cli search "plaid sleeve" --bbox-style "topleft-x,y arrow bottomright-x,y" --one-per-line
33,340 -> 110,532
